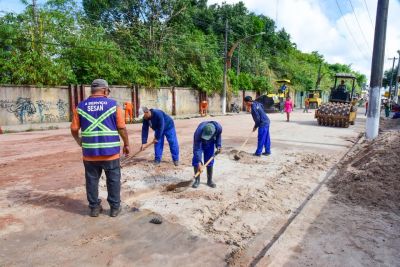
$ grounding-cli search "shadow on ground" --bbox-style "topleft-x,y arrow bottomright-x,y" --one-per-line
7,190 -> 88,216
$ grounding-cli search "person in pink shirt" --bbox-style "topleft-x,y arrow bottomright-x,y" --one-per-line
284,96 -> 294,122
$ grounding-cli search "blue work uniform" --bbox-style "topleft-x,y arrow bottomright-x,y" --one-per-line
192,121 -> 222,167
251,102 -> 271,155
142,109 -> 179,162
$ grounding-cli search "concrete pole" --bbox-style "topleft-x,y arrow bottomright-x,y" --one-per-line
394,50 -> 400,103
222,19 -> 228,115
366,0 -> 389,140
236,44 -> 240,75
387,57 -> 397,101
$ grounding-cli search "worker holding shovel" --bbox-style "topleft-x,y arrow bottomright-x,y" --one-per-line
244,96 -> 271,157
192,121 -> 222,188
140,107 -> 180,166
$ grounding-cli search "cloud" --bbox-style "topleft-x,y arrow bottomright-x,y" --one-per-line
208,0 -> 400,81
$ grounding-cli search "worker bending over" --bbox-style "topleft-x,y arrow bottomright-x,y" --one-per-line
71,79 -> 130,217
192,121 -> 222,188
244,96 -> 271,156
140,107 -> 180,166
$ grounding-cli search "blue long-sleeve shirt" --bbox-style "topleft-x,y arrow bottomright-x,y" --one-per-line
142,109 -> 175,144
251,101 -> 270,128
193,121 -> 222,163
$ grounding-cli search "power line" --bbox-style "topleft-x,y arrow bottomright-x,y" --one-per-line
348,0 -> 372,51
362,0 -> 375,29
335,0 -> 370,61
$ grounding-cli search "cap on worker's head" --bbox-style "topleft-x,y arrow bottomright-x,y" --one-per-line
244,96 -> 253,102
201,123 -> 216,141
91,79 -> 109,90
138,107 -> 149,119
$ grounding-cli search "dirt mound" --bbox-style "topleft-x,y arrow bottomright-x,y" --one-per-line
228,149 -> 264,164
328,125 -> 400,214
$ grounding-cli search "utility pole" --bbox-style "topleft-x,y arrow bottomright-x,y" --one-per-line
394,50 -> 400,103
222,19 -> 228,115
387,57 -> 397,101
366,0 -> 389,140
236,44 -> 240,75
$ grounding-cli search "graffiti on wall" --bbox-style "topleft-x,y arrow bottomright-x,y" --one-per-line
56,99 -> 68,120
0,98 -> 69,124
0,97 -> 38,124
36,100 -> 51,123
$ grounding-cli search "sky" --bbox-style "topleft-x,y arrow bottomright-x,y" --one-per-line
207,0 -> 400,82
1,0 -> 399,81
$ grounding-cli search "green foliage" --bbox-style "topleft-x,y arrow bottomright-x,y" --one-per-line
0,0 -> 366,93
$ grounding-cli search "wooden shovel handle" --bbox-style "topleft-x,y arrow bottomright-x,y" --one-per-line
193,154 -> 216,178
237,130 -> 253,153
121,142 -> 153,165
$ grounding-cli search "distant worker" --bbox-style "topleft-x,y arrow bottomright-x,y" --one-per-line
71,79 -> 130,218
279,97 -> 284,113
192,121 -> 222,188
124,101 -> 134,123
284,96 -> 294,122
384,101 -> 390,118
365,100 -> 368,116
337,80 -> 347,92
280,83 -> 287,92
140,107 -> 180,166
303,98 -> 310,113
244,96 -> 271,157
200,100 -> 208,116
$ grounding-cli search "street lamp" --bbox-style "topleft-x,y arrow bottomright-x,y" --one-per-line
222,32 -> 266,114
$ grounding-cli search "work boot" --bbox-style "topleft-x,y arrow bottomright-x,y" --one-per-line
89,205 -> 103,217
110,206 -> 121,217
173,160 -> 179,166
253,153 -> 261,157
153,160 -> 161,166
207,166 -> 216,188
192,167 -> 200,188
262,152 -> 271,156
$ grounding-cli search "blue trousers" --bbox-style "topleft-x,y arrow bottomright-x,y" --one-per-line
255,125 -> 271,155
192,141 -> 215,167
83,159 -> 121,209
154,127 -> 179,161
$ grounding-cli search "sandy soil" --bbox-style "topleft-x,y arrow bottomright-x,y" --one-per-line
0,109 -> 372,266
259,117 -> 400,267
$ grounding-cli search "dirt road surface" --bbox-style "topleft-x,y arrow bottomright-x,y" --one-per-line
1,109 -> 396,266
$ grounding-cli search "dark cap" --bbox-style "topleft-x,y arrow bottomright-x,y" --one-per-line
201,123 -> 216,141
244,96 -> 253,102
91,79 -> 109,89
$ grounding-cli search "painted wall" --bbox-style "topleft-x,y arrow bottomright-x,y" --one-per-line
0,85 -> 70,125
0,84 -> 258,126
138,87 -> 173,114
175,87 -> 199,115
228,92 -> 242,112
207,93 -> 222,114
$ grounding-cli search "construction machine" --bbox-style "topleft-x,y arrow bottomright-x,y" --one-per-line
315,73 -> 357,127
305,89 -> 322,108
255,79 -> 290,113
